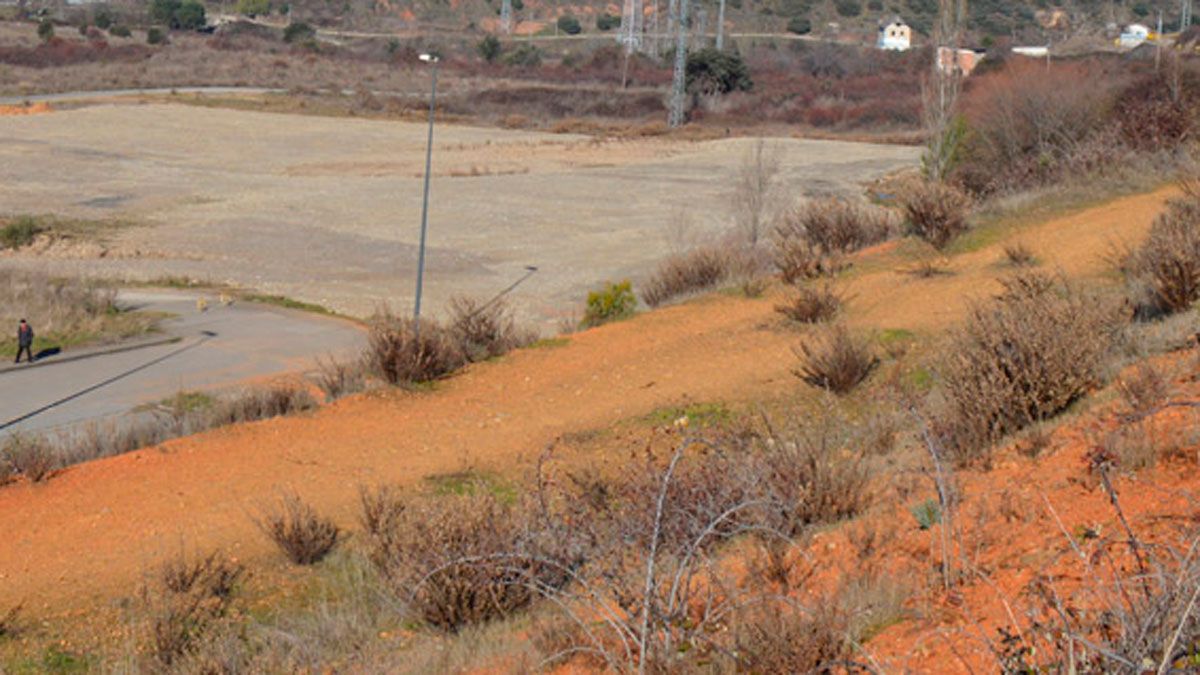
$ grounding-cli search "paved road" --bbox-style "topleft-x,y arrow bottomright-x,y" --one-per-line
0,290 -> 363,435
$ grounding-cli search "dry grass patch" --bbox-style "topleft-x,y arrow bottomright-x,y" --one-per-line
1,434 -> 55,483
0,269 -> 155,358
140,550 -> 244,669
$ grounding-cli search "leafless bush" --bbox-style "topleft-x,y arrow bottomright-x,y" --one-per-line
365,310 -> 465,386
775,283 -> 844,323
258,491 -> 341,565
141,551 -> 244,669
902,180 -> 971,250
1116,363 -> 1170,420
793,324 -> 878,394
1124,189 -> 1200,316
313,356 -> 366,402
773,235 -> 844,284
1010,453 -> 1200,674
359,486 -> 577,633
787,197 -> 898,253
731,601 -> 849,672
1003,242 -> 1037,267
933,272 -> 1126,464
640,247 -> 730,307
447,296 -> 530,362
772,197 -> 896,284
1,433 -> 56,482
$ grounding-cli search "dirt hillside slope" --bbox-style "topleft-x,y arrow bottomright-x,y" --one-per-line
0,187 -> 1173,626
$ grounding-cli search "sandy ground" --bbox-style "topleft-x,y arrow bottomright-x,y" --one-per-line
0,103 -> 919,328
0,187 -> 1173,640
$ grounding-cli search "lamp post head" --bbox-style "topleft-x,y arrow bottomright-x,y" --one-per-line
419,53 -> 439,63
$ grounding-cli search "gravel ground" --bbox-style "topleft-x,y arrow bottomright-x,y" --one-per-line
0,102 -> 919,329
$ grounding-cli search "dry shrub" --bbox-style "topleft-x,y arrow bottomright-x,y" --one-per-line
751,408 -> 872,534
1,434 -> 55,482
773,235 -> 844,284
955,59 -> 1126,194
366,311 -> 465,386
447,296 -> 529,362
775,283 -> 844,323
1003,242 -> 1036,267
1116,363 -> 1170,420
313,356 -> 366,402
258,491 -> 341,565
731,602 -> 848,672
640,247 -> 729,307
1125,188 -> 1200,316
934,272 -> 1126,465
793,324 -> 878,394
773,197 -> 896,283
359,487 -> 575,633
902,180 -> 971,250
142,551 -> 243,669
788,197 -> 897,253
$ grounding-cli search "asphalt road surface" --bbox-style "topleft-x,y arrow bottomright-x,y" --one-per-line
0,290 -> 363,435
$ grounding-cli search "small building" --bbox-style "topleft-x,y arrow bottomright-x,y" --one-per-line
877,18 -> 912,51
1011,45 -> 1050,58
1118,23 -> 1152,48
937,46 -> 985,75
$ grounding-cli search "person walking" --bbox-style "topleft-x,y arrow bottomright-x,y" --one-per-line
14,319 -> 33,364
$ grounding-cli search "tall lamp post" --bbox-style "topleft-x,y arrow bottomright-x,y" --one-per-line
413,52 -> 439,337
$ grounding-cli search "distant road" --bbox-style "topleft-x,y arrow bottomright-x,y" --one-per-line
0,290 -> 363,434
0,86 -> 281,106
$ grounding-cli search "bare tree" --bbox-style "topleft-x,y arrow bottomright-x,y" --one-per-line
732,140 -> 782,247
922,0 -> 969,182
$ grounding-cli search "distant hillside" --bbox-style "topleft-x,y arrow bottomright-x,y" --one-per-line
24,0 -> 1195,46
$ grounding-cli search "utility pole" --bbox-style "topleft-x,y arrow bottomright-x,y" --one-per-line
413,54 -> 439,337
619,0 -> 643,54
668,0 -> 690,127
716,0 -> 726,50
500,0 -> 512,34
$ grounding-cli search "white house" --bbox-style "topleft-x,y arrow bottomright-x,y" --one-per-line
1011,45 -> 1049,57
877,18 -> 912,51
1118,23 -> 1152,48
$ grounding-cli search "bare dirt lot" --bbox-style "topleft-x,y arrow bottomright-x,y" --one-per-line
0,102 -> 918,326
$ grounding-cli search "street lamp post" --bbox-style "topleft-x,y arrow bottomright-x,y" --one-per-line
413,52 -> 439,337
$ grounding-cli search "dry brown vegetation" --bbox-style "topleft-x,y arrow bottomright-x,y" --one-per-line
901,180 -> 972,251
775,282 -> 844,324
793,324 -> 878,395
932,272 -> 1126,465
1123,183 -> 1200,317
0,268 -> 154,357
640,247 -> 731,307
773,197 -> 898,283
258,491 -> 341,566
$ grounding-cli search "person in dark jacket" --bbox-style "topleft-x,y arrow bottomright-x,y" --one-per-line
15,319 -> 33,364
